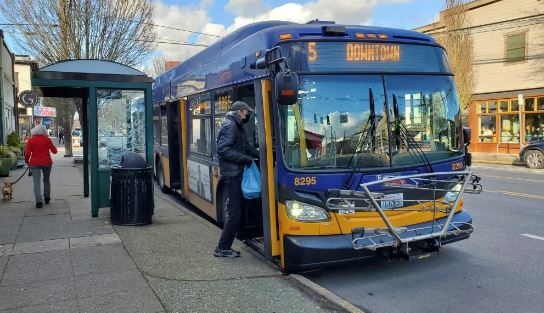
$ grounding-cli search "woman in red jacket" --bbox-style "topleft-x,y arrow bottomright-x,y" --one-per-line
25,125 -> 57,208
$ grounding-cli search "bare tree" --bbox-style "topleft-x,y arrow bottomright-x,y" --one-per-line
434,0 -> 476,114
143,54 -> 168,78
1,0 -> 156,66
43,97 -> 79,156
1,0 -> 156,153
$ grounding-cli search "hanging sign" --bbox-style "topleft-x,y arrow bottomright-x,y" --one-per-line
19,90 -> 39,107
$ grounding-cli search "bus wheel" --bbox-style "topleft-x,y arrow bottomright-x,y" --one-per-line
525,150 -> 544,169
156,161 -> 170,193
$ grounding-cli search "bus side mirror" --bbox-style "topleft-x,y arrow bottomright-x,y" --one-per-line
463,127 -> 472,167
463,127 -> 471,146
275,71 -> 299,106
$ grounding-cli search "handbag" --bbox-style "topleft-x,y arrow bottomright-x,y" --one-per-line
241,161 -> 261,199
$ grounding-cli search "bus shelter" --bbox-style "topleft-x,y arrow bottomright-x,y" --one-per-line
32,60 -> 154,217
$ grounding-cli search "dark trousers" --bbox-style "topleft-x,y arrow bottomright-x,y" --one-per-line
218,175 -> 243,250
30,166 -> 52,203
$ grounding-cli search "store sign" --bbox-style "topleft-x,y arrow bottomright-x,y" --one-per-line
33,106 -> 56,117
41,117 -> 52,125
19,90 -> 39,107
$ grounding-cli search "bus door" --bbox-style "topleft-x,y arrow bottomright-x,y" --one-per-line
234,84 -> 263,240
166,101 -> 182,190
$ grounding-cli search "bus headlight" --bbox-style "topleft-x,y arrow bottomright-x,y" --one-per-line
285,200 -> 330,222
445,184 -> 462,203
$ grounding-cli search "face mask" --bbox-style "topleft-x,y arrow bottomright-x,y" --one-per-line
242,114 -> 250,123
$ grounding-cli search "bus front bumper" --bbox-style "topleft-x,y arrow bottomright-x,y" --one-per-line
283,211 -> 472,272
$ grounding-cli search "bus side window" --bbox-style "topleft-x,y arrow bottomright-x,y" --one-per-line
160,105 -> 168,147
153,104 -> 161,146
234,84 -> 258,151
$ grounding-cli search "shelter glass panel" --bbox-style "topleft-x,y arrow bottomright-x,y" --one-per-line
97,89 -> 146,168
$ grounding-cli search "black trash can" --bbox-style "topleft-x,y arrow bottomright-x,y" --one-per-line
110,156 -> 154,225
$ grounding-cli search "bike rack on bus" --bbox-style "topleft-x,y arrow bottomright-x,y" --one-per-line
326,171 -> 482,252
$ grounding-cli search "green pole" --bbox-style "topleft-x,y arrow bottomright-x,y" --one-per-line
89,87 -> 98,217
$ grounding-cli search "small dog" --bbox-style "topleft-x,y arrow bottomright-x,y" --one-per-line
2,181 -> 13,201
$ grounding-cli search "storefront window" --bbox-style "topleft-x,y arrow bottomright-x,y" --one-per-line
500,115 -> 520,143
525,114 -> 544,142
537,97 -> 544,111
487,101 -> 497,113
97,89 -> 146,168
499,100 -> 509,112
525,98 -> 535,112
479,115 -> 496,143
510,99 -> 519,112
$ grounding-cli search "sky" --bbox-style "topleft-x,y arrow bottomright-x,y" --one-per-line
1,0 -> 445,65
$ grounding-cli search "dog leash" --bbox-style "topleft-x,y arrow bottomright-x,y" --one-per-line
11,167 -> 30,185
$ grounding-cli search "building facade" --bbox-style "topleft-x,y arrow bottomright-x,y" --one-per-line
15,55 -> 39,140
0,30 -> 16,145
416,0 -> 544,154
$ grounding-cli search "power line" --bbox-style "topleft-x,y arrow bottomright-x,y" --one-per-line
1,9 -> 223,39
5,30 -> 210,47
141,22 -> 222,38
0,23 -> 58,27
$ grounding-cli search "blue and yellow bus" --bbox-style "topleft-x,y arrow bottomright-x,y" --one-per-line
152,20 -> 481,272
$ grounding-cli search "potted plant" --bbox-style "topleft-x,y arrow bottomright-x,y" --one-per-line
0,146 -> 11,177
7,132 -> 24,168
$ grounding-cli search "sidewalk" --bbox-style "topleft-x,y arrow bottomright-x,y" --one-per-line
0,154 -> 345,313
471,151 -> 522,165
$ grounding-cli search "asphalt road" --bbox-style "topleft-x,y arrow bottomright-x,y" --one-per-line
304,164 -> 544,313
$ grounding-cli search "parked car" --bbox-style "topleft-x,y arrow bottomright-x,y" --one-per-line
519,140 -> 544,169
72,129 -> 82,147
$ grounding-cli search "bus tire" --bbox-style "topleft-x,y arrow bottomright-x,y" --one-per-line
525,150 -> 544,169
156,159 -> 170,194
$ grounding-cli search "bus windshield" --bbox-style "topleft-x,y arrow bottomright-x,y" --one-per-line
279,74 -> 462,170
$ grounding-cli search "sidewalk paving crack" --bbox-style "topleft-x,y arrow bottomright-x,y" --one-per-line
141,270 -> 283,283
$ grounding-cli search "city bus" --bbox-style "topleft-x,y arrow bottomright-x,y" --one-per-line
152,20 -> 482,272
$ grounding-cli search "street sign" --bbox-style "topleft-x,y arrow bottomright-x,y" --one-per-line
33,106 -> 57,117
18,90 -> 39,107
41,117 -> 52,125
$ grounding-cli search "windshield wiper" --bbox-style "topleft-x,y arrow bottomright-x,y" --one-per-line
392,94 -> 434,173
342,88 -> 376,189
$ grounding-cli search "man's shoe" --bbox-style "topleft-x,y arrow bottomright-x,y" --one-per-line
213,248 -> 240,258
231,249 -> 241,256
44,198 -> 50,204
36,202 -> 43,208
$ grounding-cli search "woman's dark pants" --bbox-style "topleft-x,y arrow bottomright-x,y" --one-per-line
218,175 -> 243,250
30,166 -> 52,203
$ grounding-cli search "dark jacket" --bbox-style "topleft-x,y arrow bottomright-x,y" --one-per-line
217,112 -> 259,177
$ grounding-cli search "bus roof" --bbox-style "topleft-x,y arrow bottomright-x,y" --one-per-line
153,20 -> 438,103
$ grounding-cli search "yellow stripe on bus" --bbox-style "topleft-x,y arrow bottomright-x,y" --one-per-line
261,80 -> 281,258
180,99 -> 189,196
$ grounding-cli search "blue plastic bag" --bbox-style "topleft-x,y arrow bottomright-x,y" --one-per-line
242,161 -> 261,199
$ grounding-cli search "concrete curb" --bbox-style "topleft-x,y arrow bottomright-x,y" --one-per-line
473,160 -> 516,165
290,274 -> 366,313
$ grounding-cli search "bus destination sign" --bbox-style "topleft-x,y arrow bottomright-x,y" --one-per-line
284,41 -> 446,73
345,43 -> 401,62
308,42 -> 401,63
